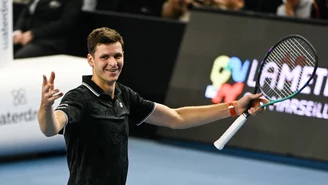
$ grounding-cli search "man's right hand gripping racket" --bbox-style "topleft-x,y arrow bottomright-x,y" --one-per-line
214,35 -> 318,150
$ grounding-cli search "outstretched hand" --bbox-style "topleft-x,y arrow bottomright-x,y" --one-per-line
235,93 -> 269,116
41,72 -> 63,107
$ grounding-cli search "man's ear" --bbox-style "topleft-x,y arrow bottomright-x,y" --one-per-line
87,54 -> 94,67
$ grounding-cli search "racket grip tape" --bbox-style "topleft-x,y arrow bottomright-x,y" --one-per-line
213,114 -> 248,150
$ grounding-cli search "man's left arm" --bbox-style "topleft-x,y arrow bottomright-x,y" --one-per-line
145,93 -> 267,129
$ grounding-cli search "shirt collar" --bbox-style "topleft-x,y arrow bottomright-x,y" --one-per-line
81,75 -> 121,97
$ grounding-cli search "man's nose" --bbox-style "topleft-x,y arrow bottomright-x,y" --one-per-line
108,57 -> 117,66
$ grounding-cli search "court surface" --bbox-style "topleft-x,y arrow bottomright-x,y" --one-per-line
0,137 -> 327,185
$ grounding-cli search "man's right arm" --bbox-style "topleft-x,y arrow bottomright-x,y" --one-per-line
38,105 -> 67,137
38,72 -> 65,137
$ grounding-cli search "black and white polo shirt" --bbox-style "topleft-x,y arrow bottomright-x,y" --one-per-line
55,75 -> 155,185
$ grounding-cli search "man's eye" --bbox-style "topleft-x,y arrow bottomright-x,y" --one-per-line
102,56 -> 108,60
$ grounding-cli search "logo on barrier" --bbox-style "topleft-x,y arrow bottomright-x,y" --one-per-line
204,55 -> 328,119
1,0 -> 9,50
0,88 -> 38,126
11,88 -> 27,106
205,55 -> 255,103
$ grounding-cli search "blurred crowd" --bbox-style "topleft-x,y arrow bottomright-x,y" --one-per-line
12,0 -> 328,59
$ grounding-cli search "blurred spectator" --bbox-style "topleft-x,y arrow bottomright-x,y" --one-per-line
82,0 -> 97,11
243,0 -> 283,14
162,0 -> 245,22
119,0 -> 166,17
91,0 -> 166,17
277,0 -> 328,20
95,0 -> 123,13
277,0 -> 313,18
311,0 -> 328,19
13,0 -> 30,3
13,0 -> 83,59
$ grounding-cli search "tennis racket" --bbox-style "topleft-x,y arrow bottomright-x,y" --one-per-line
214,34 -> 318,150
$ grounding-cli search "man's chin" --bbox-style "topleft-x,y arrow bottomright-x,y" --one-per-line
107,77 -> 118,84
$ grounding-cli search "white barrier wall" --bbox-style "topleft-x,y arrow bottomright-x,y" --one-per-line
0,0 -> 12,67
0,3 -> 92,157
0,55 -> 91,157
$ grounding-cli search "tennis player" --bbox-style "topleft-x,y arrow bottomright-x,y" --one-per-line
38,27 -> 268,185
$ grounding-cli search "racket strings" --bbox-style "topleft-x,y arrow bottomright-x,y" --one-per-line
260,37 -> 316,99
269,39 -> 305,96
262,44 -> 298,98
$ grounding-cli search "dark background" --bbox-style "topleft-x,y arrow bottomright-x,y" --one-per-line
12,3 -> 328,163
158,8 -> 328,163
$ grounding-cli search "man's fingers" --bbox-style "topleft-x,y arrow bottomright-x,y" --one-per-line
43,84 -> 50,93
250,99 -> 261,108
49,71 -> 55,84
248,104 -> 266,116
249,93 -> 269,108
42,75 -> 48,86
42,89 -> 63,105
45,89 -> 60,97
43,84 -> 54,94
260,97 -> 270,104
248,107 -> 256,115
252,93 -> 263,99
49,72 -> 56,91
48,92 -> 63,102
42,72 -> 56,91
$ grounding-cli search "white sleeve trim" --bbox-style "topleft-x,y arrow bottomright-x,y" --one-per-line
136,103 -> 156,126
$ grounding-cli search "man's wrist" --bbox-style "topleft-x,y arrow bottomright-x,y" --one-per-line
228,102 -> 237,117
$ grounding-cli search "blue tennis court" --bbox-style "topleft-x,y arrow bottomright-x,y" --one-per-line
1,137 -> 327,185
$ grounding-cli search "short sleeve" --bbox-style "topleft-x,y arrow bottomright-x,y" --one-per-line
55,89 -> 85,134
127,88 -> 155,126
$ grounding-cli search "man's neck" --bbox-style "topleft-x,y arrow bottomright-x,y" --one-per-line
103,84 -> 115,99
91,76 -> 116,98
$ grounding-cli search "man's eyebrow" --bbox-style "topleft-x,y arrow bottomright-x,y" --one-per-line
100,54 -> 109,57
114,53 -> 123,56
99,52 -> 123,57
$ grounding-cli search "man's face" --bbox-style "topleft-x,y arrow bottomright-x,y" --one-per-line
88,42 -> 124,85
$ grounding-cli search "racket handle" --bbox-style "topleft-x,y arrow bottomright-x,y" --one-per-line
214,114 -> 248,150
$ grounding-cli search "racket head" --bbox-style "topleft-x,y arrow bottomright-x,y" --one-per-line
255,35 -> 318,106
